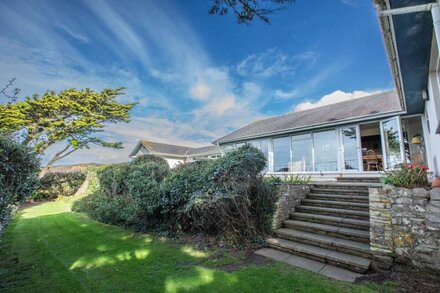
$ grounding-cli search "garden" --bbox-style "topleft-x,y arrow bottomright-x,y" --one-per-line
0,135 -> 400,292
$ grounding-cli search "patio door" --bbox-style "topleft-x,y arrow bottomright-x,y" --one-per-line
380,117 -> 404,170
339,125 -> 361,171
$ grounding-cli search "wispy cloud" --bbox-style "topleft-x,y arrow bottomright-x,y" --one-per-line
273,62 -> 347,100
236,48 -> 317,78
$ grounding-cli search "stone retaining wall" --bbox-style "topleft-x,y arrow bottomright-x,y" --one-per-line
369,186 -> 440,270
272,184 -> 310,229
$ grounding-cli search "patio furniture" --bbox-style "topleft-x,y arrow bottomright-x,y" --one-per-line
364,150 -> 380,171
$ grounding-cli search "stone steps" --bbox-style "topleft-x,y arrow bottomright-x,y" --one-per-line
336,177 -> 381,184
296,205 -> 370,220
255,248 -> 363,282
283,219 -> 370,243
265,181 -> 372,275
307,193 -> 369,203
274,228 -> 371,258
301,199 -> 369,211
311,188 -> 369,196
267,238 -> 371,273
291,212 -> 370,231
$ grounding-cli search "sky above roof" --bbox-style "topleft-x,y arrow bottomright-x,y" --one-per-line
0,0 -> 393,165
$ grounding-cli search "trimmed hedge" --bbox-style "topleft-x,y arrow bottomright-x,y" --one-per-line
0,135 -> 39,233
74,146 -> 278,245
34,171 -> 87,200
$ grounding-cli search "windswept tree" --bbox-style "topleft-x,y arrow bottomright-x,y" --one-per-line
0,87 -> 135,176
208,0 -> 294,24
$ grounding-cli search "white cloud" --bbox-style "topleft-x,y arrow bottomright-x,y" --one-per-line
190,83 -> 211,100
294,90 -> 382,112
236,48 -> 316,78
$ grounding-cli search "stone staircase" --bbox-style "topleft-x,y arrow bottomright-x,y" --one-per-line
263,182 -> 373,275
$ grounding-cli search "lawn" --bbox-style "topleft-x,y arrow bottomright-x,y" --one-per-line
0,200 -> 394,293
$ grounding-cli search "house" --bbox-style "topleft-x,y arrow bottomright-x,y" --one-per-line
253,1 -> 440,279
374,0 -> 440,178
129,140 -> 221,168
215,90 -> 430,179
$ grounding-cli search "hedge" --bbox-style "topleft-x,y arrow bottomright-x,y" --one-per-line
34,171 -> 87,200
73,146 -> 278,245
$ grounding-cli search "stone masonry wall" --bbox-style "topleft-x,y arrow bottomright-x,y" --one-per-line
272,184 -> 310,230
369,186 -> 440,270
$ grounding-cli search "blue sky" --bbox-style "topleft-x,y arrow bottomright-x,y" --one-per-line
0,0 -> 393,165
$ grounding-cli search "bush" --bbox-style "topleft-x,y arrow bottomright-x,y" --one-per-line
74,147 -> 278,245
73,155 -> 170,231
0,135 -> 39,233
181,145 -> 277,244
382,163 -> 429,188
34,171 -> 87,200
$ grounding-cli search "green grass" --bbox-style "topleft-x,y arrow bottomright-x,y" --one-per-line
0,200 -> 395,293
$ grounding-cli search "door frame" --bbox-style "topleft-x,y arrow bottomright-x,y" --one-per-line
338,124 -> 362,172
380,116 -> 405,170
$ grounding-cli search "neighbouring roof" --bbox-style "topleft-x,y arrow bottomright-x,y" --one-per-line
215,91 -> 402,144
374,0 -> 434,114
129,140 -> 221,158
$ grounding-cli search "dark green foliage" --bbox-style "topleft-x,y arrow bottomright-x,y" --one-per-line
34,171 -> 86,200
74,146 -> 278,245
73,155 -> 170,231
0,135 -> 39,233
181,145 -> 277,244
160,160 -> 214,230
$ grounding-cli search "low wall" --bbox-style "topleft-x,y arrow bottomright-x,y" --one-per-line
272,184 -> 310,230
369,186 -> 440,270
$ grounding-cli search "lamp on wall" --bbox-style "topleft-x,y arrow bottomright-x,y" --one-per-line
411,134 -> 423,145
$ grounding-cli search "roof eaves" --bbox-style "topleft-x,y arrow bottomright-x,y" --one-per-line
215,109 -> 405,144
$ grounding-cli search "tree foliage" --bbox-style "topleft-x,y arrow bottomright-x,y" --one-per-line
208,0 -> 294,24
0,87 -> 135,170
0,135 -> 39,233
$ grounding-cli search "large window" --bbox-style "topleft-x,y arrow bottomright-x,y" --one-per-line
313,130 -> 338,172
273,137 -> 291,172
291,134 -> 313,172
341,127 -> 359,170
260,139 -> 270,173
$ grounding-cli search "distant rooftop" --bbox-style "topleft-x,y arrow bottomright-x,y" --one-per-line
215,91 -> 402,144
129,140 -> 221,157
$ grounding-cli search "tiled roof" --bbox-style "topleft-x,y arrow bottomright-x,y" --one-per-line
137,140 -> 221,157
214,91 -> 402,144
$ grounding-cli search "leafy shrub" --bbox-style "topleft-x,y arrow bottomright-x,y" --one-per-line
73,155 -> 170,231
0,135 -> 39,233
180,145 -> 277,244
33,171 -> 87,200
160,160 -> 214,230
74,147 -> 278,245
382,163 -> 429,188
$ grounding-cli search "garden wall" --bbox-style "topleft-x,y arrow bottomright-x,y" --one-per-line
369,186 -> 440,271
272,184 -> 310,229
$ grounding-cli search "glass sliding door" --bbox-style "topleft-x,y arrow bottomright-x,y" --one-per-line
291,134 -> 313,172
340,126 -> 360,171
260,139 -> 270,173
313,130 -> 338,172
273,137 -> 291,172
381,117 -> 404,169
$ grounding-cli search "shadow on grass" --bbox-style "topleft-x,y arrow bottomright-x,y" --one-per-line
0,205 -> 394,293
